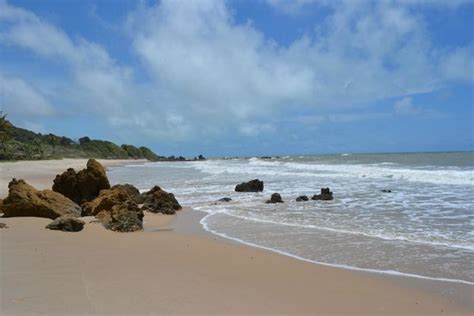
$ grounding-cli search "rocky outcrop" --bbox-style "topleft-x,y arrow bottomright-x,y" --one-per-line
266,193 -> 283,204
311,188 -> 334,201
1,179 -> 81,219
0,222 -> 8,229
81,184 -> 141,216
46,215 -> 85,232
296,195 -> 309,202
141,186 -> 182,215
98,202 -> 143,232
235,179 -> 264,192
52,159 -> 110,204
381,189 -> 392,193
218,197 -> 232,202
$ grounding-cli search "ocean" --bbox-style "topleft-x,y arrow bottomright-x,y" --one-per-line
108,152 -> 474,285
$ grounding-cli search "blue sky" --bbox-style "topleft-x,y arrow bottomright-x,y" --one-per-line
0,0 -> 473,157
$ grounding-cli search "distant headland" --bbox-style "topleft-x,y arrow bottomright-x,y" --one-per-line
0,112 -> 204,162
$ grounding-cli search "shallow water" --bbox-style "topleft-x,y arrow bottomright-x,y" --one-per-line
108,152 -> 474,284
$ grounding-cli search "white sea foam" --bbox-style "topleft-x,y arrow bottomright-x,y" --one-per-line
192,159 -> 473,186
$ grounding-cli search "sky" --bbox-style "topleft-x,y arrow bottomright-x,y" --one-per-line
0,0 -> 473,157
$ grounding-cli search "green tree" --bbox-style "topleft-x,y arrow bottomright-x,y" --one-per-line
0,111 -> 12,155
33,138 -> 44,159
48,134 -> 59,155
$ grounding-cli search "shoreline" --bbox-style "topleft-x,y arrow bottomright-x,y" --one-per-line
1,159 -> 473,315
194,211 -> 474,308
200,212 -> 474,286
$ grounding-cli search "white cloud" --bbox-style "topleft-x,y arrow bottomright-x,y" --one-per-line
0,0 -> 472,143
394,97 -> 421,116
439,46 -> 474,84
0,74 -> 55,118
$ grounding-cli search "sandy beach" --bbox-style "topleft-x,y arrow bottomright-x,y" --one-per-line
1,159 -> 473,315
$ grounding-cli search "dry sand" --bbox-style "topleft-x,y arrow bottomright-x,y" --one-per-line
0,159 -> 145,197
1,159 -> 473,315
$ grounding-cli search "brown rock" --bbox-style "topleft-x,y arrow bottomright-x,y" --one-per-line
52,159 -> 110,204
2,179 -> 81,219
82,184 -> 141,216
100,201 -> 143,232
141,186 -> 182,215
46,215 -> 85,232
0,222 -> 8,229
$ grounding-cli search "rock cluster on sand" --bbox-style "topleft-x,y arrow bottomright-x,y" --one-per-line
81,184 -> 141,217
1,178 -> 81,219
52,159 -> 110,204
266,193 -> 284,204
1,159 -> 183,233
0,222 -> 8,229
235,179 -> 264,192
141,186 -> 182,215
311,188 -> 334,201
46,215 -> 85,232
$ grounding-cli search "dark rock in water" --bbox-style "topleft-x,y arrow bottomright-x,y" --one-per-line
140,186 -> 182,215
0,222 -> 8,229
381,189 -> 392,193
2,179 -> 81,219
296,195 -> 309,202
218,197 -> 232,202
46,215 -> 85,232
235,179 -> 264,192
99,201 -> 143,232
266,193 -> 283,204
52,159 -> 110,204
311,188 -> 334,201
81,183 -> 142,216
198,154 -> 206,160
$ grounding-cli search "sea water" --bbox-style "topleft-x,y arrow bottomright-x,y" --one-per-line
108,152 -> 474,284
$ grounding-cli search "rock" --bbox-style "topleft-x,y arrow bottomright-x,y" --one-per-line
296,195 -> 309,202
266,193 -> 283,204
311,188 -> 334,201
381,189 -> 392,193
2,179 -> 81,219
0,222 -> 8,229
235,179 -> 264,192
140,186 -> 182,215
111,183 -> 141,197
100,201 -> 143,232
46,215 -> 85,232
81,184 -> 142,216
218,197 -> 232,202
52,159 -> 110,204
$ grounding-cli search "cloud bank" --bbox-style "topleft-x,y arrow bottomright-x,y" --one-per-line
0,0 -> 472,146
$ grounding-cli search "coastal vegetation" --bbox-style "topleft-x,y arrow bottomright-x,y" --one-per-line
0,111 -> 196,162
